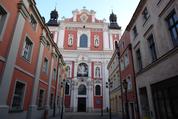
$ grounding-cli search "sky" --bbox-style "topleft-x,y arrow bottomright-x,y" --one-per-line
36,0 -> 140,31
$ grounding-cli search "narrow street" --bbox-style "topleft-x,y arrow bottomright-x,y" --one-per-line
50,112 -> 121,119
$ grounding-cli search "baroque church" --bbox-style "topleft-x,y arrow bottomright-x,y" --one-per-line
47,7 -> 121,112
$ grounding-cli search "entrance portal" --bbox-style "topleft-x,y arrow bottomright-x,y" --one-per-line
78,98 -> 86,112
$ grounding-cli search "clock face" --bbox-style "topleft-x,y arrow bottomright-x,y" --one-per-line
80,14 -> 88,22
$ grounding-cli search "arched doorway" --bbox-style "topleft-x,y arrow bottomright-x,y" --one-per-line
78,84 -> 86,112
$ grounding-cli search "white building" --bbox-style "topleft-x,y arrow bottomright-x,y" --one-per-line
47,8 -> 122,112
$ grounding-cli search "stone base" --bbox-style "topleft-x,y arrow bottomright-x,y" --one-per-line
0,105 -> 9,119
27,105 -> 44,119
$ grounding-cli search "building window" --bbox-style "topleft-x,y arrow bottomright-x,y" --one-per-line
50,93 -> 54,109
0,5 -> 7,37
68,34 -> 73,46
166,10 -> 178,46
43,58 -> 48,74
11,81 -> 25,111
38,89 -> 45,109
22,37 -> 33,61
142,7 -> 150,23
66,66 -> 70,78
95,85 -> 101,96
53,68 -> 57,80
80,34 -> 88,48
133,26 -> 138,39
65,83 -> 70,95
94,35 -> 99,47
147,34 -> 157,61
78,84 -> 86,95
136,49 -> 142,71
120,58 -> 125,71
30,14 -> 37,30
124,51 -> 129,67
95,67 -> 100,78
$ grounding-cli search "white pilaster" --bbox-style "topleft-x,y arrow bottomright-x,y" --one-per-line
27,38 -> 45,119
103,31 -> 109,50
46,56 -> 55,108
0,12 -> 25,118
57,29 -> 64,48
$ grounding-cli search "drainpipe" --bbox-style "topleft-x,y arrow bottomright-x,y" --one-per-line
129,44 -> 140,119
115,41 -> 124,119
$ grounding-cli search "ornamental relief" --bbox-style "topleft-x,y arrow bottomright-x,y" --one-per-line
80,13 -> 88,22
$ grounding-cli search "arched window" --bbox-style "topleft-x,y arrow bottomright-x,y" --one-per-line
65,83 -> 70,95
66,66 -> 70,77
95,85 -> 101,95
77,63 -> 88,77
78,84 -> 86,95
95,67 -> 100,78
80,34 -> 88,48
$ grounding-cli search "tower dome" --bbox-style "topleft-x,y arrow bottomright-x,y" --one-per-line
109,11 -> 121,30
47,9 -> 59,26
109,12 -> 117,23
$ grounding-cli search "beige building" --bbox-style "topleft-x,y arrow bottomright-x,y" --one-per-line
107,50 -> 122,116
126,0 -> 178,119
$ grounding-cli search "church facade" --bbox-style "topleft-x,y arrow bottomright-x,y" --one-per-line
47,8 -> 121,112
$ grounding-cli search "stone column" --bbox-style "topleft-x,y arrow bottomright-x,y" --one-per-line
0,3 -> 26,118
27,36 -> 45,119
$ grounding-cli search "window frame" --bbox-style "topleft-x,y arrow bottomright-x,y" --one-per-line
50,93 -> 54,109
79,34 -> 88,48
43,57 -> 49,74
147,34 -> 157,62
142,7 -> 150,25
21,36 -> 34,62
166,9 -> 178,46
95,85 -> 101,96
53,68 -> 57,80
136,49 -> 143,71
30,14 -> 37,31
0,5 -> 9,41
132,26 -> 138,39
65,82 -> 70,95
10,80 -> 26,112
37,88 -> 45,109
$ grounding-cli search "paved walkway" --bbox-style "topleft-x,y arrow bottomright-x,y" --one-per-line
50,112 -> 122,119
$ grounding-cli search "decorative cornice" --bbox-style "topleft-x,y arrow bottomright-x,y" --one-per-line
18,1 -> 30,19
15,65 -> 35,78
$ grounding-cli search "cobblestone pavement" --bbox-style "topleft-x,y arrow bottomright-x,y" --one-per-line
50,112 -> 122,119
